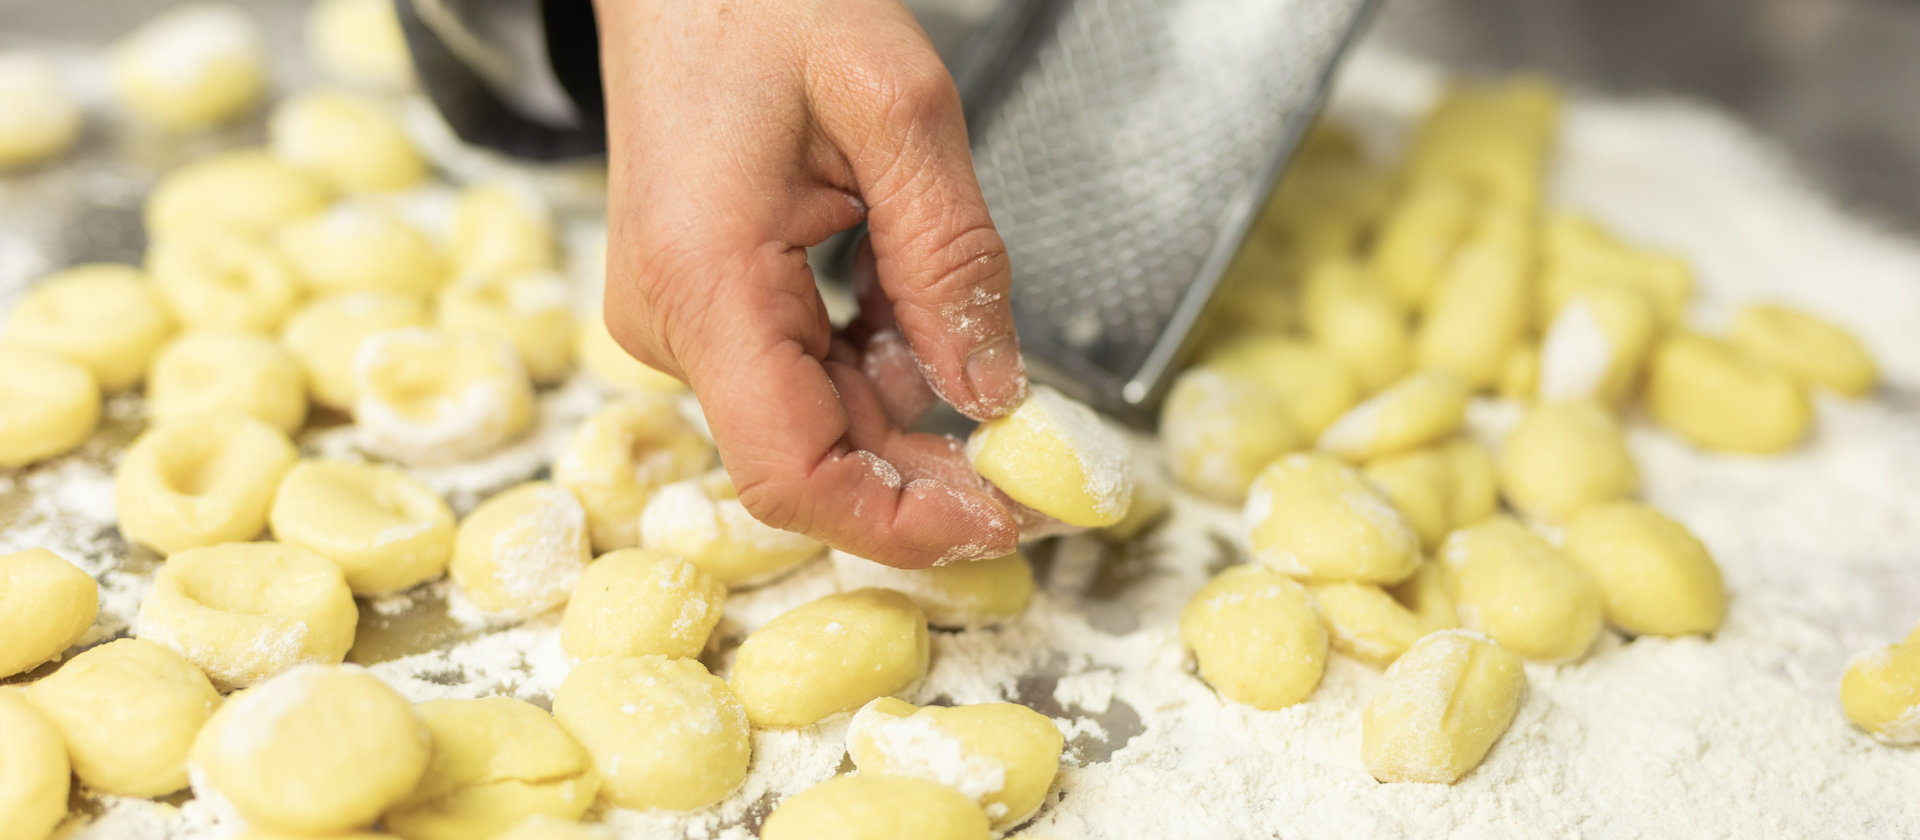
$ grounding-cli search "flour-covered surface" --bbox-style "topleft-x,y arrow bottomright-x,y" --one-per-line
3,42 -> 1920,839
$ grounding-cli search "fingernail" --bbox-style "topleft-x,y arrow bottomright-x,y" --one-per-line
964,336 -> 1028,417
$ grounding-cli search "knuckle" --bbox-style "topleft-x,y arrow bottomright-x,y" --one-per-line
905,221 -> 1010,302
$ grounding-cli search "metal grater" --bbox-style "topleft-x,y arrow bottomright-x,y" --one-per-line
952,0 -> 1378,423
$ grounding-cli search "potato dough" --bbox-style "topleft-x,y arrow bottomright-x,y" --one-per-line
1363,438 -> 1497,551
4,263 -> 174,392
1730,302 -> 1878,397
148,228 -> 305,333
386,697 -> 599,840
306,0 -> 414,90
551,655 -> 750,811
269,90 -> 426,193
277,205 -> 445,297
1536,284 -> 1657,405
1498,400 -> 1638,524
576,312 -> 687,392
1370,180 -> 1477,309
638,470 -> 823,587
1647,331 -> 1812,454
451,482 -> 591,617
760,774 -> 990,840
559,549 -> 725,661
0,53 -> 82,170
0,346 -> 99,468
111,4 -> 266,131
138,542 -> 358,689
437,272 -> 577,384
1200,336 -> 1358,436
0,548 -> 97,678
146,149 -> 330,237
451,182 -> 557,280
1841,634 -> 1920,744
728,588 -> 929,727
269,460 -> 456,595
1308,580 -> 1455,668
553,395 -> 714,551
1180,564 -> 1327,709
847,697 -> 1063,829
1562,502 -> 1725,637
23,639 -> 218,797
281,291 -> 432,411
353,328 -> 535,464
191,665 -> 429,834
1301,260 -> 1413,393
1539,214 -> 1693,328
1159,367 -> 1303,503
0,690 -> 68,840
1362,629 -> 1525,784
116,414 -> 297,554
147,331 -> 307,433
1439,517 -> 1602,663
967,385 -> 1133,528
1317,371 -> 1469,462
829,550 -> 1035,628
1243,452 -> 1420,583
1415,209 -> 1531,390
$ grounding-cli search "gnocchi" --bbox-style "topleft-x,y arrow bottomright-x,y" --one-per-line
306,0 -> 414,91
1200,336 -> 1359,436
1536,284 -> 1657,405
0,690 -> 68,840
0,346 -> 99,468
281,291 -> 432,411
1415,208 -> 1532,390
277,205 -> 445,297
1317,370 -> 1469,462
1439,517 -> 1602,662
967,385 -> 1134,528
147,331 -> 308,434
269,89 -> 427,193
551,655 -> 750,810
115,414 -> 298,554
1180,564 -> 1327,709
1362,437 -> 1497,551
553,395 -> 714,552
137,542 -> 358,689
111,4 -> 266,131
386,697 -> 599,840
451,182 -> 558,280
148,228 -> 305,333
1841,632 -> 1920,744
436,271 -> 576,384
353,328 -> 535,465
1308,580 -> 1455,668
847,697 -> 1064,830
761,774 -> 990,840
0,53 -> 82,170
1362,629 -> 1526,784
1159,367 -> 1303,503
1729,302 -> 1878,397
1498,400 -> 1639,524
638,470 -> 824,587
1562,502 -> 1725,637
22,639 -> 219,797
450,482 -> 592,617
727,588 -> 929,727
1242,452 -> 1420,584
828,549 -> 1035,628
576,312 -> 688,392
0,548 -> 98,678
145,149 -> 330,237
268,459 -> 457,595
4,263 -> 174,392
559,549 -> 725,661
1646,331 -> 1813,453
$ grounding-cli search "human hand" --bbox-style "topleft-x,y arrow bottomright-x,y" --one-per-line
594,0 -> 1029,568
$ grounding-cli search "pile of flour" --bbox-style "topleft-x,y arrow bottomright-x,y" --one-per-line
6,44 -> 1920,839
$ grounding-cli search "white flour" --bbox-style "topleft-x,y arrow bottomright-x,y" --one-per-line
5,43 -> 1920,840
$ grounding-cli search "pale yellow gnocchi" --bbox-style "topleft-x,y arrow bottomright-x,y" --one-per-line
138,542 -> 358,689
386,697 -> 599,840
281,291 -> 433,411
116,414 -> 298,554
353,328 -> 535,465
148,227 -> 305,333
269,89 -> 427,193
436,271 -> 577,384
23,638 -> 219,797
1841,632 -> 1920,744
559,549 -> 725,661
968,385 -> 1134,528
727,588 -> 929,727
1646,331 -> 1813,454
1439,517 -> 1602,663
450,482 -> 592,617
4,263 -> 174,392
145,149 -> 330,237
829,549 -> 1035,628
0,690 -> 68,840
1362,629 -> 1526,784
554,395 -> 714,552
1498,399 -> 1639,524
277,205 -> 445,297
0,346 -> 99,468
551,655 -> 750,810
1243,452 -> 1420,584
269,459 -> 456,595
847,697 -> 1063,830
0,548 -> 98,678
1317,371 -> 1469,462
1562,502 -> 1725,637
1159,366 -> 1303,503
1729,302 -> 1878,397
1180,564 -> 1327,709
147,331 -> 308,434
761,774 -> 990,840
640,470 -> 826,587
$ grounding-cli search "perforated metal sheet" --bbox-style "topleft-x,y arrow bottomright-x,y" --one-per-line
963,0 -> 1376,420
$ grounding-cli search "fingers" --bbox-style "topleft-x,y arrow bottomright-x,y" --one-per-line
811,38 -> 1028,421
845,240 -> 938,427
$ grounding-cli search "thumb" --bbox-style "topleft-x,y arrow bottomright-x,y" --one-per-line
820,63 -> 1027,420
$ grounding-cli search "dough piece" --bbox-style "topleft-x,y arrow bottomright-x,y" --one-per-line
138,542 -> 358,689
1439,517 -> 1602,663
1539,214 -> 1693,328
451,182 -> 557,280
4,263 -> 174,391
269,90 -> 426,193
0,53 -> 82,170
554,395 -> 713,551
1370,180 -> 1478,309
967,385 -> 1133,528
1242,452 -> 1419,584
1307,580 -> 1455,669
148,228 -> 304,333
436,272 -> 576,384
1497,342 -> 1539,400
277,205 -> 445,297
22,639 -> 218,797
281,291 -> 432,411
1180,564 -> 1326,709
728,588 -> 929,727
146,149 -> 330,237
1159,367 -> 1303,504
760,775 -> 990,840
551,655 -> 750,811
1407,78 -> 1560,210
1498,400 -> 1638,524
147,331 -> 307,433
576,312 -> 687,393
1362,629 -> 1526,784
847,697 -> 1063,829
1730,302 -> 1879,397
493,817 -> 614,840
829,550 -> 1035,628
116,414 -> 297,554
0,548 -> 97,678
190,665 -> 429,834
1317,370 -> 1469,462
1363,438 -> 1497,552
1300,260 -> 1413,393
450,482 -> 591,617
386,697 -> 599,840
639,470 -> 823,587
1561,502 -> 1725,637
353,328 -> 535,464
0,690 -> 68,840
0,346 -> 99,468
1415,208 -> 1532,390
111,4 -> 266,131
1841,633 -> 1920,744
306,0 -> 414,91
1199,336 -> 1358,437
269,460 -> 456,595
560,549 -> 724,661
1536,284 -> 1657,405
